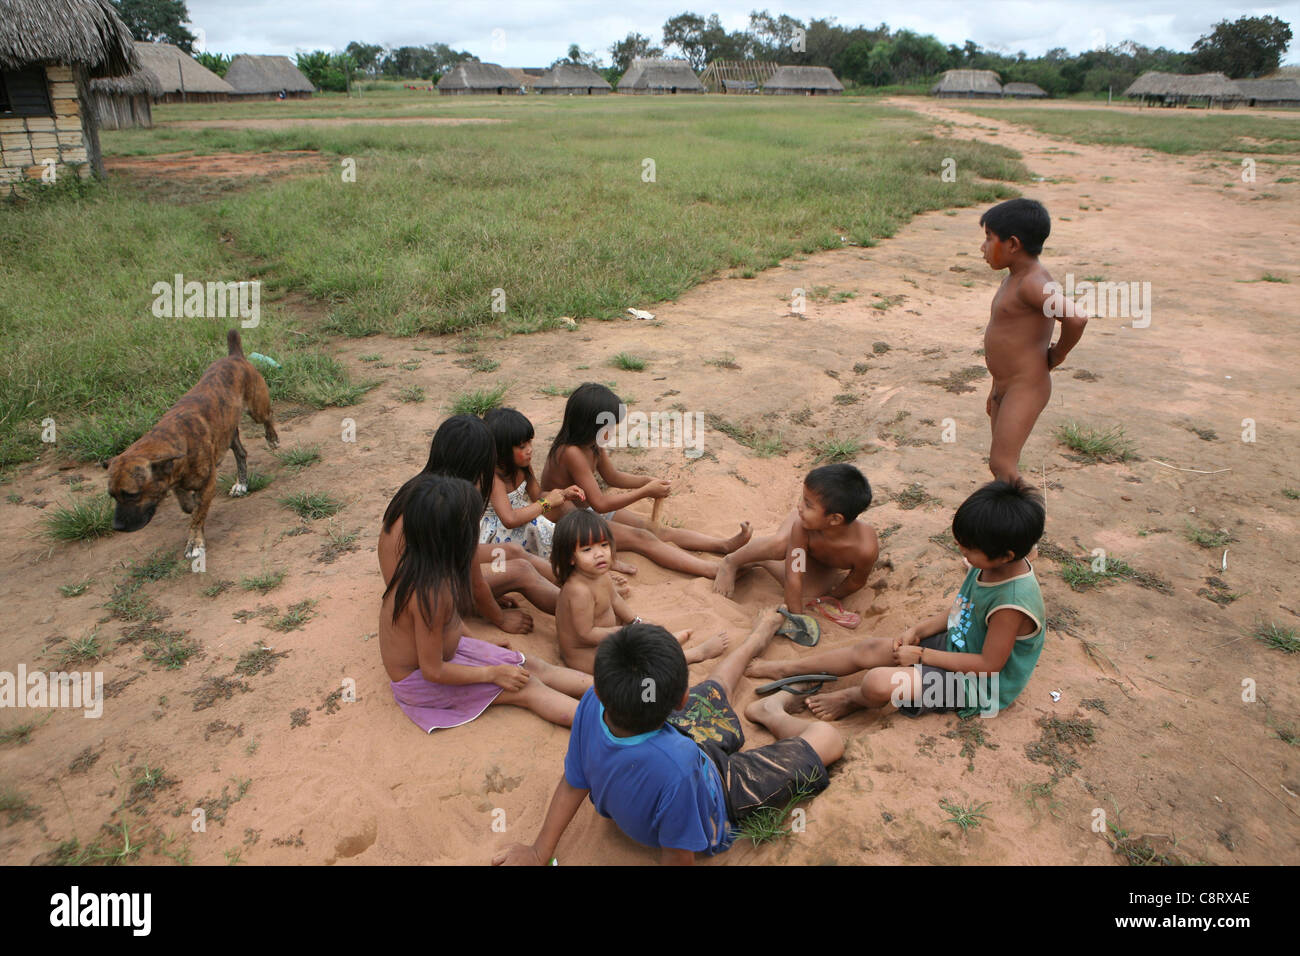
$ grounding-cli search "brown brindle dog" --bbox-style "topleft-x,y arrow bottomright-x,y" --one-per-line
105,330 -> 279,559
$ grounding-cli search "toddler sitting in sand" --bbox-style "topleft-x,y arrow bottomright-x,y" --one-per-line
551,510 -> 726,674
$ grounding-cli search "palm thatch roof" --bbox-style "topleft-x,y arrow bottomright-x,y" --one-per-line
504,68 -> 540,90
1125,71 -> 1243,99
1233,78 -> 1300,103
536,63 -> 611,91
764,65 -> 844,92
931,69 -> 1002,95
0,0 -> 137,77
89,64 -> 162,96
133,41 -> 234,94
225,54 -> 314,94
618,57 -> 704,92
1002,82 -> 1047,98
437,61 -> 520,92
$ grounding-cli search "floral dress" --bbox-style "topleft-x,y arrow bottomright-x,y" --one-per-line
479,479 -> 555,559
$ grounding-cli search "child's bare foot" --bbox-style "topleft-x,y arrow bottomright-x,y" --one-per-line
614,560 -> 638,576
672,629 -> 693,646
712,556 -> 738,596
806,687 -> 866,721
684,632 -> 728,664
744,658 -> 788,681
612,573 -> 631,598
743,691 -> 801,725
723,522 -> 752,553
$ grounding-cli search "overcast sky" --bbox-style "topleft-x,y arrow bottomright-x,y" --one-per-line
186,1 -> 1300,66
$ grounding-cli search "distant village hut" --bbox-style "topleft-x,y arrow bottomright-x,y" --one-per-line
617,58 -> 704,94
1233,78 -> 1300,108
763,65 -> 844,95
1124,72 -> 1243,108
930,69 -> 1002,98
536,63 -> 611,95
225,54 -> 314,99
699,59 -> 777,93
437,61 -> 523,95
0,0 -> 139,186
1002,82 -> 1048,99
133,41 -> 233,103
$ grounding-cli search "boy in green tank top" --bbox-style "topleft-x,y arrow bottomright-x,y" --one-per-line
745,479 -> 1046,719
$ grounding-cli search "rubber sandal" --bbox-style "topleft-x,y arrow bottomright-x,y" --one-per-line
756,673 -> 840,696
806,596 -> 861,629
776,608 -> 820,647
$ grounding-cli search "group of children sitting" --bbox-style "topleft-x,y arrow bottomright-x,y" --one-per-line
376,197 -> 1086,864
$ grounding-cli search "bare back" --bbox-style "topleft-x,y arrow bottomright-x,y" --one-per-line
378,516 -> 464,683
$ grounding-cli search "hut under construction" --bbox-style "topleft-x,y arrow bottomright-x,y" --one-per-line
617,58 -> 704,94
930,69 -> 1002,98
699,59 -> 777,93
0,0 -> 139,186
536,63 -> 611,95
225,54 -> 314,99
437,61 -> 523,95
763,65 -> 844,95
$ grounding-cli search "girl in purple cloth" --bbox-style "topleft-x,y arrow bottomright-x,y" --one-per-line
379,474 -> 592,732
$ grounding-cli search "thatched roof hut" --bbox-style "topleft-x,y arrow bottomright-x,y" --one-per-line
763,65 -> 844,95
1234,78 -> 1300,108
1002,82 -> 1047,99
536,63 -> 611,95
931,69 -> 1002,98
617,58 -> 704,94
225,54 -> 314,99
88,65 -> 161,129
0,0 -> 139,185
437,61 -> 522,95
1124,71 -> 1243,107
133,41 -> 233,103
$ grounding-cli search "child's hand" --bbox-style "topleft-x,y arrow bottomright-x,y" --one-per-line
541,489 -> 571,509
899,627 -> 922,646
644,478 -> 671,500
893,642 -> 923,667
492,664 -> 530,692
562,485 -> 586,502
492,843 -> 545,866
1046,344 -> 1064,370
497,608 -> 534,634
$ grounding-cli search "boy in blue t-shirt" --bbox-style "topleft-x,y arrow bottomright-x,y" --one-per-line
492,608 -> 844,865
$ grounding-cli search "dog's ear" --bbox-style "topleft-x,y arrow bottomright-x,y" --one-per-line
149,455 -> 183,481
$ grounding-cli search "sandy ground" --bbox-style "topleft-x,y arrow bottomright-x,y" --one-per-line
2,100 -> 1298,866
105,150 -> 332,179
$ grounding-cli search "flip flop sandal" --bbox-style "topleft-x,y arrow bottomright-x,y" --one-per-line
756,673 -> 840,696
806,597 -> 861,629
776,607 -> 820,647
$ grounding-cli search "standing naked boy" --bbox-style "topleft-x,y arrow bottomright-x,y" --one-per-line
979,198 -> 1089,482
712,464 -> 878,623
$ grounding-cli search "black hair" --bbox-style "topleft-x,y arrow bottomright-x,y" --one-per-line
593,624 -> 688,734
551,509 -> 616,586
547,382 -> 623,465
951,479 -> 1045,562
979,198 -> 1050,257
805,463 -> 872,523
383,414 -> 495,531
382,474 -> 482,628
483,407 -> 536,485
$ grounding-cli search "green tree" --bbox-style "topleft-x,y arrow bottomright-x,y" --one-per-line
111,0 -> 197,52
345,42 -> 385,76
193,51 -> 230,77
1191,15 -> 1293,77
609,32 -> 663,73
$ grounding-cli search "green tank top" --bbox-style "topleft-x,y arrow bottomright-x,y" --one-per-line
944,562 -> 1045,715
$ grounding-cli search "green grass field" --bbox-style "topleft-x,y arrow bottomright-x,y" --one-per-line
1,92 -> 1032,469
963,106 -> 1300,156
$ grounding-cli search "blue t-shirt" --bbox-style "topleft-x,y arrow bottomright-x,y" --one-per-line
564,688 -> 733,855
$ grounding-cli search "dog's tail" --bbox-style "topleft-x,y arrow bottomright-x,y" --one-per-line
227,329 -> 244,357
